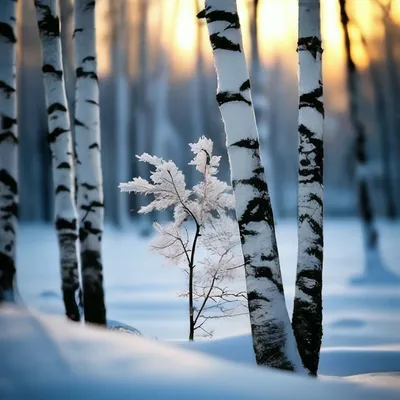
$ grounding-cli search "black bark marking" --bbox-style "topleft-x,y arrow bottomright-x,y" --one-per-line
197,8 -> 240,30
76,68 -> 98,81
0,132 -> 18,144
0,80 -> 16,96
299,85 -> 324,116
81,182 -> 97,190
217,91 -> 251,106
55,185 -> 70,194
89,143 -> 100,149
254,267 -> 283,293
0,252 -> 16,302
0,22 -> 16,43
298,124 -> 323,185
82,56 -> 95,63
73,28 -> 83,37
2,116 -> 17,130
0,169 -> 17,195
55,217 -> 77,232
57,162 -> 70,169
83,1 -> 96,12
81,248 -> 106,325
297,36 -> 323,59
85,99 -> 98,106
250,323 -> 296,371
231,138 -> 259,150
48,127 -> 69,143
42,64 -> 62,78
74,119 -> 88,128
47,103 -> 67,114
240,79 -> 251,91
209,33 -> 241,52
0,202 -> 18,218
35,2 -> 60,37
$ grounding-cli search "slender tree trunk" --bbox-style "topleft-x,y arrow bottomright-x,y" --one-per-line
199,0 -> 305,372
381,12 -> 400,218
339,0 -> 398,283
34,0 -> 81,321
362,46 -> 396,220
74,0 -> 106,324
136,0 -> 152,234
114,0 -> 129,228
0,0 -> 18,302
292,0 -> 324,376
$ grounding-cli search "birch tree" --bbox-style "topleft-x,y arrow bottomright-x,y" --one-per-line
292,0 -> 324,376
0,0 -> 18,302
74,0 -> 106,324
198,0 -> 304,372
34,0 -> 81,321
339,0 -> 399,283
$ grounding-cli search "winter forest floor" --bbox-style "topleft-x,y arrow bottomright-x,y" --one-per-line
14,218 -> 400,389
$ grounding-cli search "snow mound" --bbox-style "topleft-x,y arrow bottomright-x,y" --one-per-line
178,334 -> 400,377
344,372 -> 400,390
1,305 -> 398,399
107,319 -> 142,335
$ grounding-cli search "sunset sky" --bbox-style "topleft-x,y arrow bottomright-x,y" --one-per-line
95,0 -> 400,112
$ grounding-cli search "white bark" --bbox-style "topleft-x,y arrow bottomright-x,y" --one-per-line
292,0 -> 324,376
74,0 -> 106,324
34,0 -> 81,321
0,0 -> 18,302
199,0 -> 304,372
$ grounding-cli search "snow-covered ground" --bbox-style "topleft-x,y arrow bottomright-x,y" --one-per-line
16,218 -> 400,346
1,305 -> 399,399
12,219 -> 400,385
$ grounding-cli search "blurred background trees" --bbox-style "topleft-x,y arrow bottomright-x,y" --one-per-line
17,0 -> 400,227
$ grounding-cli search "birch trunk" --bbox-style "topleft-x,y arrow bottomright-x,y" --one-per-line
292,0 -> 324,376
199,0 -> 304,372
0,0 -> 18,302
74,0 -> 106,324
34,0 -> 81,321
339,0 -> 399,284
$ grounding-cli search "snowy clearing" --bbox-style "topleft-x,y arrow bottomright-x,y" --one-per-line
16,219 -> 400,345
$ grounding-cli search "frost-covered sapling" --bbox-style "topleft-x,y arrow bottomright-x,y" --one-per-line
119,137 -> 247,340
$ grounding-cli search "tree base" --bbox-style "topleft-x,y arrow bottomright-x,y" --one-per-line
351,247 -> 400,286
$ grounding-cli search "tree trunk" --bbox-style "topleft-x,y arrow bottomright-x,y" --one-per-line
114,0 -> 130,228
339,0 -> 399,284
292,0 -> 324,376
74,0 -> 106,324
0,0 -> 18,302
199,0 -> 304,372
34,0 -> 81,321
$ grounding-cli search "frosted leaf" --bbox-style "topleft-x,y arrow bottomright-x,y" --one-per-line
189,136 -> 221,175
119,154 -> 189,214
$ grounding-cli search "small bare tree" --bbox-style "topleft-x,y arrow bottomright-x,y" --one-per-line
119,137 -> 247,340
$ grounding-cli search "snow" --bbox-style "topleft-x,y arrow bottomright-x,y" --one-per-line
16,219 -> 400,344
1,304 -> 399,399
344,372 -> 400,390
178,334 -> 400,376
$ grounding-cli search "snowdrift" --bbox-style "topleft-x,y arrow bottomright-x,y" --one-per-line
0,304 -> 398,399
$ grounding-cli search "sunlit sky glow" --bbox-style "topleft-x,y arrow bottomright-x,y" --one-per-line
95,0 -> 400,112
